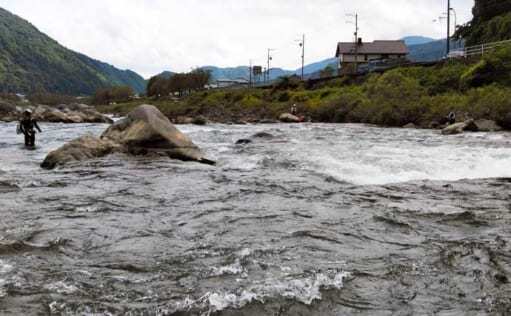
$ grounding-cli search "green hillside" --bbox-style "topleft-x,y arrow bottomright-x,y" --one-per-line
0,7 -> 146,95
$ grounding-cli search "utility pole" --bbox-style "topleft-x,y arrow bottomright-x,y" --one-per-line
354,13 -> 359,74
447,0 -> 451,56
299,34 -> 305,80
249,60 -> 252,88
347,13 -> 359,74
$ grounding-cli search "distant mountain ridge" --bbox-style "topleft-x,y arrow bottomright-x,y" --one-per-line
0,7 -> 146,95
402,36 -> 436,46
156,59 -> 339,83
407,39 -> 464,62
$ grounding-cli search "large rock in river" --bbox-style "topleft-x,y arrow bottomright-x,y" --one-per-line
441,119 -> 478,135
41,135 -> 120,169
41,104 -> 215,169
279,113 -> 301,123
0,101 -> 20,122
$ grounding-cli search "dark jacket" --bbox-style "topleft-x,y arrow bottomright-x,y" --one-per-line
20,118 -> 41,134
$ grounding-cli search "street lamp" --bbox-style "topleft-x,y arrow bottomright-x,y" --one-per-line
266,48 -> 275,83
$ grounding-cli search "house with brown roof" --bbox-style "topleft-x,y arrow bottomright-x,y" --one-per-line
335,39 -> 409,74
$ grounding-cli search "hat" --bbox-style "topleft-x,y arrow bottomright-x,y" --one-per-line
24,109 -> 32,114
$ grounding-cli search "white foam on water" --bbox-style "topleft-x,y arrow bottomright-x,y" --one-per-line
0,260 -> 13,274
44,281 -> 79,294
0,278 -> 6,298
169,271 -> 349,314
238,248 -> 252,258
306,140 -> 511,185
211,259 -> 245,277
0,260 -> 13,299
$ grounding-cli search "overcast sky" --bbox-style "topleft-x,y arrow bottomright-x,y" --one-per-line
0,0 -> 474,78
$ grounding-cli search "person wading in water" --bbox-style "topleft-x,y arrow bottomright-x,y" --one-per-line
19,110 -> 42,147
291,104 -> 298,116
447,111 -> 456,125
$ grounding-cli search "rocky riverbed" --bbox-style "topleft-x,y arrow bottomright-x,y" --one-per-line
0,102 -> 112,124
0,122 -> 511,315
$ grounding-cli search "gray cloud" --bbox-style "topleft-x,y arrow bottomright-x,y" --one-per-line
0,0 -> 474,77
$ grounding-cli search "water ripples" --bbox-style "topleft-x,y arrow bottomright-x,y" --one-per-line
1,122 -> 511,314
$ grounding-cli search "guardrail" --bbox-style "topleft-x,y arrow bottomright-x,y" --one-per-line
448,39 -> 511,58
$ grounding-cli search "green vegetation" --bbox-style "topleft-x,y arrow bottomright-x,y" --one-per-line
0,7 -> 146,95
96,45 -> 511,130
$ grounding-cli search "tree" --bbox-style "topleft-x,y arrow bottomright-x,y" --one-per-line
146,69 -> 212,98
92,86 -> 135,105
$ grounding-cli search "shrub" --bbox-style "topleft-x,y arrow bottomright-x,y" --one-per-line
277,91 -> 290,102
357,71 -> 427,126
310,86 -> 368,122
466,85 -> 511,124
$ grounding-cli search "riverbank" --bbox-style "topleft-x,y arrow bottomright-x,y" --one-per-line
0,101 -> 112,124
97,46 -> 511,131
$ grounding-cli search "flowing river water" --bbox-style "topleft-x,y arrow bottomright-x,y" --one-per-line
1,122 -> 511,315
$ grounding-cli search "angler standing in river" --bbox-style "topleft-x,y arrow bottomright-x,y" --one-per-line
18,110 -> 42,147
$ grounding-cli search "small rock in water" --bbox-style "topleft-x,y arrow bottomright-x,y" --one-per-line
235,139 -> 252,145
474,119 -> 502,132
252,132 -> 274,139
235,132 -> 275,145
403,123 -> 417,129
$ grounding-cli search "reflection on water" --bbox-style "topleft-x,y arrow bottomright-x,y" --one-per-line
1,122 -> 511,315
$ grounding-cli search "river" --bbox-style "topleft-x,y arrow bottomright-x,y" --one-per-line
1,122 -> 511,315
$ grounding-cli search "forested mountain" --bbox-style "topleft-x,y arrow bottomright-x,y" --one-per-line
0,7 -> 146,95
457,0 -> 511,45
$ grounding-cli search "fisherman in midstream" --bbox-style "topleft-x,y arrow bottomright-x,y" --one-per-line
18,110 -> 42,147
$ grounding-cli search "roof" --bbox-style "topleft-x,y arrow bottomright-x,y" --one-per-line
336,40 -> 409,57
